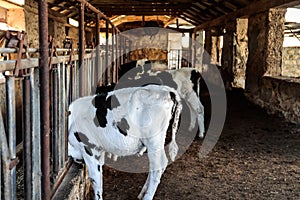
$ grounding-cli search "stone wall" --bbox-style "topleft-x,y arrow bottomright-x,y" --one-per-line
24,0 -> 69,48
233,18 -> 248,88
24,0 -> 39,48
246,76 -> 300,123
49,18 -> 67,48
282,47 -> 300,77
244,8 -> 300,124
246,8 -> 286,93
245,11 -> 268,93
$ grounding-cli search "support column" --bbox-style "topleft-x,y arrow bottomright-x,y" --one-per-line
245,8 -> 286,93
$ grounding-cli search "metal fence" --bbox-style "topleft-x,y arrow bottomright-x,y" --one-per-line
0,46 -> 124,199
168,49 -> 193,69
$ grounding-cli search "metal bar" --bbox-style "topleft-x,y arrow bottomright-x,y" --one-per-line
5,75 -> 16,200
75,60 -> 80,100
58,63 -> 66,168
0,111 -> 12,200
23,75 -> 32,200
112,28 -> 115,83
0,48 -> 94,54
38,1 -> 51,199
51,67 -> 59,177
79,2 -> 85,97
105,20 -> 109,85
95,13 -> 101,88
30,68 -> 41,200
66,64 -> 71,104
0,144 -> 1,200
116,30 -> 119,83
75,0 -> 120,33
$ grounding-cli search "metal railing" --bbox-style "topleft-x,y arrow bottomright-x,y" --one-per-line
168,49 -> 192,69
0,46 -> 123,199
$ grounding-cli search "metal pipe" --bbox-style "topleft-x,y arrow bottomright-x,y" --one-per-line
116,30 -> 119,83
23,75 -> 32,200
95,13 -> 100,88
0,111 -> 12,200
5,75 -> 16,200
105,20 -> 109,85
112,28 -> 115,83
30,68 -> 41,200
38,1 -> 51,199
79,2 -> 85,97
58,63 -> 66,168
0,145 -> 1,200
51,68 -> 59,176
75,0 -> 120,33
0,47 -> 94,54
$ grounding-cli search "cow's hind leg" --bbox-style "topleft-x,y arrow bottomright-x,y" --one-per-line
138,174 -> 150,199
138,149 -> 167,200
83,152 -> 105,200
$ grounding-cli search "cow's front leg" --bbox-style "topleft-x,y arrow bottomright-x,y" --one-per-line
84,152 -> 105,200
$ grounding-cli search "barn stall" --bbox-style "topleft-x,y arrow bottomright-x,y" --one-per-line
0,0 -> 299,199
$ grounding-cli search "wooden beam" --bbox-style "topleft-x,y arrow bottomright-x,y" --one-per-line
194,0 -> 300,31
164,16 -> 178,28
180,12 -> 202,24
182,9 -> 207,22
99,10 -> 181,16
90,0 -> 192,4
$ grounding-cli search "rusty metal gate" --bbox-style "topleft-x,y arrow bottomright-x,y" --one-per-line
0,0 -> 128,200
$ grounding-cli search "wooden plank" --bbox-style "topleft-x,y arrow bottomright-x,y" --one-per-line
194,0 -> 300,31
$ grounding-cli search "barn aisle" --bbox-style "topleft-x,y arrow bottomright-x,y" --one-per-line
101,89 -> 300,200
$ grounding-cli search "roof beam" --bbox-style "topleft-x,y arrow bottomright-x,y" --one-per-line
180,14 -> 201,25
194,0 -> 300,31
180,12 -> 203,24
182,9 -> 208,22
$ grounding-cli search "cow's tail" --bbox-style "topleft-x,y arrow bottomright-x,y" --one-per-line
168,90 -> 182,162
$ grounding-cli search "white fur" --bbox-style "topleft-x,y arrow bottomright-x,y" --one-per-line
68,85 -> 182,200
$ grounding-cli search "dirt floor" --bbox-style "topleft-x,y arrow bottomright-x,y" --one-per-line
15,89 -> 300,200
100,89 -> 300,200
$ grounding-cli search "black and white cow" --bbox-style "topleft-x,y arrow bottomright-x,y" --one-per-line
68,85 -> 182,200
116,60 -> 205,138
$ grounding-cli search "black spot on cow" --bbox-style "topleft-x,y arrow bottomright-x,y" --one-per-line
116,64 -> 178,91
156,71 -> 178,90
116,118 -> 130,136
74,132 -> 97,157
92,92 -> 121,128
190,69 -> 201,94
106,94 -> 120,110
74,132 -> 81,142
84,146 -> 93,156
74,132 -> 90,144
97,165 -> 101,172
95,84 -> 115,94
